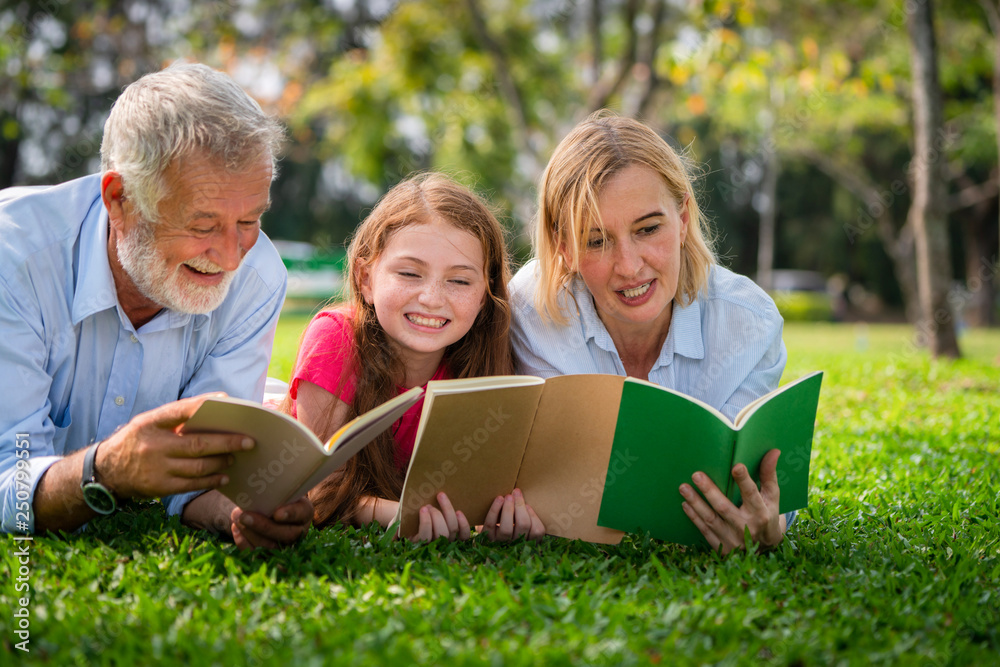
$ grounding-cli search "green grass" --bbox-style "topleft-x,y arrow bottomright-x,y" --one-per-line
4,322 -> 999,665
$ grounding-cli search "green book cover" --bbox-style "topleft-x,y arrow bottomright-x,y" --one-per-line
596,371 -> 823,545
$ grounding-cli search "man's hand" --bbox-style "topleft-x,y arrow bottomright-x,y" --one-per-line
33,394 -> 251,533
97,394 -> 254,498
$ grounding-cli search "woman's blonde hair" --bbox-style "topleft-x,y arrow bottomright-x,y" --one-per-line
533,111 -> 715,324
304,172 -> 515,527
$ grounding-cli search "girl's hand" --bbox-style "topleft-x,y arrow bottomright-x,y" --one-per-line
679,448 -> 785,554
481,488 -> 546,542
409,492 -> 471,543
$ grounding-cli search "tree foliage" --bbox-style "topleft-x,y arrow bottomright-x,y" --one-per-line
1,0 -> 996,324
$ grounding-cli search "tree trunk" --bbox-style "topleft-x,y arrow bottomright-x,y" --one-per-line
981,0 -> 1000,329
756,133 -> 778,292
906,0 -> 961,358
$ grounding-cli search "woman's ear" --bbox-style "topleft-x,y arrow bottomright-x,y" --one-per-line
679,192 -> 691,248
557,240 -> 574,272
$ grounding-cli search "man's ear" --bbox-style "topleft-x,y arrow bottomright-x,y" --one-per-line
101,172 -> 126,231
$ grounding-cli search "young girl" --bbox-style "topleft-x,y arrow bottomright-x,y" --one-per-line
282,173 -> 544,542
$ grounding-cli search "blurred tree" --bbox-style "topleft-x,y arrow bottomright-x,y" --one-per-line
906,0 -> 960,358
1,0 -> 996,332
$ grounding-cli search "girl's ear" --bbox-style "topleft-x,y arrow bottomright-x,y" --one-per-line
357,260 -> 374,305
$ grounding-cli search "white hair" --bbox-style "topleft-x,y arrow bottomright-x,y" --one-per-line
100,62 -> 285,223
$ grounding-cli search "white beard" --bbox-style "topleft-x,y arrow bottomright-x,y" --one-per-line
117,222 -> 238,315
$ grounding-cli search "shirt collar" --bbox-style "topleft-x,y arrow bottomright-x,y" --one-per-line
71,198 -> 117,325
569,274 -> 705,365
71,194 -> 207,333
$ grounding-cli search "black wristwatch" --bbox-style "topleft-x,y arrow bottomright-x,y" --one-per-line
81,442 -> 117,515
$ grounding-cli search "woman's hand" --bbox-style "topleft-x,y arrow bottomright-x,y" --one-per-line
409,492 -> 472,543
679,449 -> 785,554
481,488 -> 546,542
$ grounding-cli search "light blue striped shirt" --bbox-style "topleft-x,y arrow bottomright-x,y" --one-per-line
0,174 -> 287,533
510,259 -> 795,529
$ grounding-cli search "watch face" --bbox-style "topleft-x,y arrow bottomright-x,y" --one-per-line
82,484 -> 117,515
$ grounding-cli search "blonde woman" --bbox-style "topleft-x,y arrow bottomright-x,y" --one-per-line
510,112 -> 791,554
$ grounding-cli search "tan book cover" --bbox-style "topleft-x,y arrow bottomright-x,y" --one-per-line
394,375 -> 626,544
181,387 -> 423,515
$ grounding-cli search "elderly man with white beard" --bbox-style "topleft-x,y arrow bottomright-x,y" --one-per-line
0,62 -> 312,549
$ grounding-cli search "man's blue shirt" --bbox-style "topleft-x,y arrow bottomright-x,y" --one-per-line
0,174 -> 287,533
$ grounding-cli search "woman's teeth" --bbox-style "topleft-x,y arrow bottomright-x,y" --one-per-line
620,282 -> 651,298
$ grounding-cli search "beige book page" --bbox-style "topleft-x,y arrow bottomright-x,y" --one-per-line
515,374 -> 626,544
397,382 -> 545,537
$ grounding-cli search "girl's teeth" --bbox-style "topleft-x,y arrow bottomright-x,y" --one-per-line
621,282 -> 651,298
407,314 -> 446,328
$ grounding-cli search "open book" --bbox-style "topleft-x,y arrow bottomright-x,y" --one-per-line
394,372 -> 822,545
597,371 -> 823,545
181,387 -> 424,515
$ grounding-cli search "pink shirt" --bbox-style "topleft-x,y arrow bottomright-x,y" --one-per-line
288,309 -> 450,469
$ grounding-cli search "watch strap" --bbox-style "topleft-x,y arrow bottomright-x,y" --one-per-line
82,441 -> 100,484
81,442 -> 117,515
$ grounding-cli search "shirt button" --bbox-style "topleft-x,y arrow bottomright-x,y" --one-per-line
130,334 -> 138,343
114,396 -> 125,406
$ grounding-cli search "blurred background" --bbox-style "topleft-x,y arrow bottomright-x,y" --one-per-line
2,0 -> 997,338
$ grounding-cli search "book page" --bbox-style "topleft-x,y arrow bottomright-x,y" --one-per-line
396,380 -> 545,538
514,374 -> 626,544
731,371 -> 823,511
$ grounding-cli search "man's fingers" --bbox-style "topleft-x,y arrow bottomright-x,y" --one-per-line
165,453 -> 235,478
174,432 -> 254,458
144,394 -> 227,430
